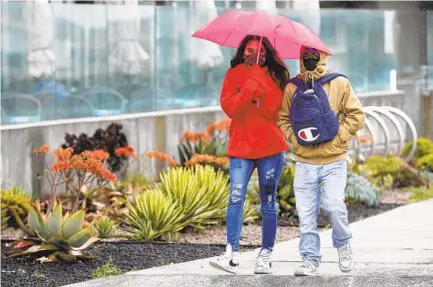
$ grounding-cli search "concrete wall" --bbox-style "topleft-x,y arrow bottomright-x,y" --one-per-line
0,107 -> 226,198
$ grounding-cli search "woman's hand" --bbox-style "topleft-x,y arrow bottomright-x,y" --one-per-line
244,78 -> 265,97
249,64 -> 271,93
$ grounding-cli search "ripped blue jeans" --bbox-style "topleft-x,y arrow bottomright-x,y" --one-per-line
294,160 -> 352,266
226,153 -> 284,252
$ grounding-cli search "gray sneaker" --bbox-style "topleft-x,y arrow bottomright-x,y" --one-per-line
254,249 -> 272,274
209,245 -> 240,274
338,242 -> 354,273
294,260 -> 318,276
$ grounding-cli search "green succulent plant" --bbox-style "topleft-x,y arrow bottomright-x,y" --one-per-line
177,137 -> 227,167
92,216 -> 118,238
6,201 -> 99,262
1,186 -> 31,228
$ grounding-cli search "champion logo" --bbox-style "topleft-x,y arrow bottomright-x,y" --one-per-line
298,127 -> 320,142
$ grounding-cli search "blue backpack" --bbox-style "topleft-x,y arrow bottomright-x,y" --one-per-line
289,73 -> 346,147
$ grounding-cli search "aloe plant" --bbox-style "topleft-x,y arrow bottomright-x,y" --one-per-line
6,201 -> 99,262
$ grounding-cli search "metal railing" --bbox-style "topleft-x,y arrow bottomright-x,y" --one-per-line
350,106 -> 418,162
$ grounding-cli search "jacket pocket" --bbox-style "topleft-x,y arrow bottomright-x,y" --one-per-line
294,126 -> 349,159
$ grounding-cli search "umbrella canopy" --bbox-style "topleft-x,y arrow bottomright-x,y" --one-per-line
24,0 -> 56,79
108,0 -> 149,76
192,9 -> 331,59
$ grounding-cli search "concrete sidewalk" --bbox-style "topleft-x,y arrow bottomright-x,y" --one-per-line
66,199 -> 433,287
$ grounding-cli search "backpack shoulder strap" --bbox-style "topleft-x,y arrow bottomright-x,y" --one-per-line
313,73 -> 346,112
288,77 -> 305,88
316,72 -> 346,85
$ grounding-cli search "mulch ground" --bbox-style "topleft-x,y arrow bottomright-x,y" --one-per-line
1,242 -> 256,287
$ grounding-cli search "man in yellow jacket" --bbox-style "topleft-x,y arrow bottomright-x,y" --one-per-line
278,46 -> 365,276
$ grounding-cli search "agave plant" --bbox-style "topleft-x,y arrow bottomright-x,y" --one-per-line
81,174 -> 148,220
7,201 -> 99,262
1,186 -> 31,229
177,134 -> 227,166
125,189 -> 184,241
92,216 -> 118,238
159,165 -> 230,230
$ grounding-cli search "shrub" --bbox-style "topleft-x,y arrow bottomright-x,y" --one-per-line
82,173 -> 149,220
92,259 -> 123,279
33,145 -> 116,213
417,154 -> 433,172
158,165 -> 229,229
125,189 -> 184,241
1,208 -> 9,230
409,186 -> 433,203
364,155 -> 420,188
146,119 -> 231,171
402,137 -> 433,159
6,201 -> 99,262
345,172 -> 380,207
1,186 -> 31,228
92,216 -> 118,238
62,123 -> 138,177
421,170 -> 433,183
4,144 -> 116,262
277,164 -> 296,214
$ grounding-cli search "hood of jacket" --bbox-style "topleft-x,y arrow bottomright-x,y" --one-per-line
298,46 -> 330,82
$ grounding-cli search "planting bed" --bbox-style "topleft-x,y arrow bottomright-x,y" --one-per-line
1,191 -> 408,287
1,242 -> 256,287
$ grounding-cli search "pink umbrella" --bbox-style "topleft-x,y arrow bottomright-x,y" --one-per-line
191,9 -> 331,59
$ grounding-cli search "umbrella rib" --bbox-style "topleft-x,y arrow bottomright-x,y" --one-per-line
221,32 -> 233,47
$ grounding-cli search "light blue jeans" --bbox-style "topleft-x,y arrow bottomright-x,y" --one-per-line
226,153 -> 284,252
294,160 -> 352,266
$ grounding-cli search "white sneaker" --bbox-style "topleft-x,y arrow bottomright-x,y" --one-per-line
338,242 -> 354,273
209,245 -> 240,274
294,260 -> 318,276
254,249 -> 272,274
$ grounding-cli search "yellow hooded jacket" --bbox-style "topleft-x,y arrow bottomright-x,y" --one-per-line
277,48 -> 365,165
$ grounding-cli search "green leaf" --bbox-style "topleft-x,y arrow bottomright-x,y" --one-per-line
58,251 -> 76,262
62,210 -> 85,239
28,206 -> 49,240
47,203 -> 62,237
71,236 -> 100,251
47,234 -> 71,250
6,245 -> 49,258
203,138 -> 217,154
67,228 -> 92,248
177,145 -> 187,166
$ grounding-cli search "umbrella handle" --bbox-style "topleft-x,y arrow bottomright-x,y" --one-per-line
256,36 -> 263,64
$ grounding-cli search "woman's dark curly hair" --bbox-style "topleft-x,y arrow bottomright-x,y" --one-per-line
230,35 -> 290,90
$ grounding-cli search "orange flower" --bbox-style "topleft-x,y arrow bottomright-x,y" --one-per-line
206,118 -> 231,134
51,149 -> 116,182
84,149 -> 110,161
115,145 -> 138,160
146,151 -> 178,167
181,131 -> 211,143
33,144 -> 51,155
54,147 -> 74,161
51,161 -> 70,172
184,154 -> 229,167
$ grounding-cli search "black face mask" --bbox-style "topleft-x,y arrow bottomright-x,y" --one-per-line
303,58 -> 319,71
244,54 -> 266,67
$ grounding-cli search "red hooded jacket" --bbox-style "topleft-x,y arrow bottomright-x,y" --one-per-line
221,64 -> 288,159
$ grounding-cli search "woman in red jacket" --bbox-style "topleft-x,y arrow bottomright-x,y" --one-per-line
209,35 -> 289,274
